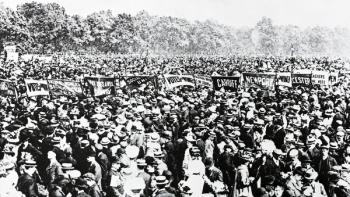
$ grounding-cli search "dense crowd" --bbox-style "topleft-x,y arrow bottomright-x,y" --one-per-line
0,55 -> 349,197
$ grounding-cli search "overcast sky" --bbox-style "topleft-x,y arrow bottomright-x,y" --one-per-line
2,0 -> 350,28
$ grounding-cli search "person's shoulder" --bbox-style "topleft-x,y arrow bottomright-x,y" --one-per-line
155,189 -> 175,197
77,192 -> 91,197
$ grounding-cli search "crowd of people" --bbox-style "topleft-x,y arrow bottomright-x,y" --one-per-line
0,55 -> 349,197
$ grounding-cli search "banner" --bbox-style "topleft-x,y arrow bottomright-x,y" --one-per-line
312,71 -> 329,86
0,79 -> 17,97
24,79 -> 50,97
122,76 -> 158,90
47,80 -> 83,96
276,72 -> 292,87
163,74 -> 195,90
212,76 -> 240,91
291,73 -> 312,87
242,73 -> 276,90
84,77 -> 116,96
194,75 -> 213,88
4,45 -> 18,62
329,72 -> 339,85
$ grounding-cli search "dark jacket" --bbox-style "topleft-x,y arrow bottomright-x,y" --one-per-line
46,160 -> 63,185
155,188 -> 175,197
49,186 -> 65,197
17,173 -> 40,197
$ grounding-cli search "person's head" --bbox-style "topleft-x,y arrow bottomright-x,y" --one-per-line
288,149 -> 299,162
204,157 -> 214,170
274,184 -> 285,197
189,147 -> 201,160
47,150 -> 56,160
82,173 -> 96,187
23,161 -> 37,176
87,154 -> 96,163
293,167 -> 304,181
320,145 -> 329,157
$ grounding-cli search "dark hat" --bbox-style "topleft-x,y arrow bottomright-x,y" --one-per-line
75,177 -> 88,189
304,170 -> 318,180
300,155 -> 312,163
189,147 -> 201,156
293,166 -> 304,176
262,175 -> 275,186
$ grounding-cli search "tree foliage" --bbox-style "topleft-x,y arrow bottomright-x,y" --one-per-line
1,2 -> 350,56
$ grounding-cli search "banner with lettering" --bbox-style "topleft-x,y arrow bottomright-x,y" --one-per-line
212,76 -> 240,91
242,73 -> 276,90
24,79 -> 50,97
0,79 -> 17,97
276,72 -> 292,87
312,71 -> 329,86
84,77 -> 116,96
47,80 -> 83,96
329,72 -> 339,86
194,75 -> 213,88
291,73 -> 312,87
122,76 -> 158,90
163,75 -> 195,90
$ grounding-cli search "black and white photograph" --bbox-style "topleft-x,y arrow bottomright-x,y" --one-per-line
0,0 -> 350,196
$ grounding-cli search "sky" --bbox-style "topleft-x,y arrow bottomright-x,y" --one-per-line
2,0 -> 350,28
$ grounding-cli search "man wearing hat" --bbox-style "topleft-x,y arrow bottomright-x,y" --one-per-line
317,142 -> 338,195
302,170 -> 327,197
83,172 -> 103,197
17,160 -> 41,197
46,150 -> 63,188
86,151 -> 103,189
284,167 -> 303,197
95,144 -> 110,191
154,176 -> 175,197
74,177 -> 91,197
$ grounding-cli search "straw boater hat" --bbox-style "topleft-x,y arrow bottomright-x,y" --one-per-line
155,176 -> 169,186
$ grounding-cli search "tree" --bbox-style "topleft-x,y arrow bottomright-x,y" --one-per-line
254,17 -> 277,55
17,2 -> 69,53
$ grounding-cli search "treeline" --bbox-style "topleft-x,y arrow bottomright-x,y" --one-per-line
1,1 -> 350,56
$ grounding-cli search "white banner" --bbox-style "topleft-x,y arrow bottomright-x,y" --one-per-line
24,79 -> 50,97
312,71 -> 329,86
163,74 -> 195,89
277,72 -> 292,87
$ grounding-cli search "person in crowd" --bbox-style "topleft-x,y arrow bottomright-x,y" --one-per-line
0,55 -> 349,197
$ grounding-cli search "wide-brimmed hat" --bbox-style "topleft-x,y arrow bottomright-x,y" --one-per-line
23,160 -> 37,167
115,116 -> 127,125
155,176 -> 169,185
100,137 -> 111,146
51,136 -> 61,144
136,159 -> 147,167
238,153 -> 251,162
329,142 -> 339,150
62,163 -> 75,170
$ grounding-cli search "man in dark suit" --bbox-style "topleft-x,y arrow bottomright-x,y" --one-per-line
154,176 -> 175,197
317,144 -> 338,195
203,157 -> 224,195
17,160 -> 40,197
86,152 -> 102,189
95,144 -> 109,190
49,175 -> 70,197
74,178 -> 91,197
46,150 -> 63,188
